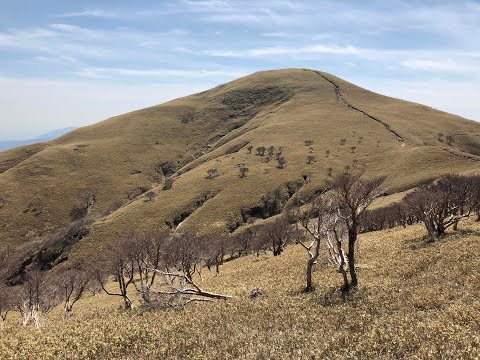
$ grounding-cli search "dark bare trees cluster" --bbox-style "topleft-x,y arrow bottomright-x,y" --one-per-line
95,232 -> 232,310
362,174 -> 480,242
404,174 -> 480,241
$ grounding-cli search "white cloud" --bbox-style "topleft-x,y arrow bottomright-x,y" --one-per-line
205,44 -> 362,57
401,59 -> 478,73
56,8 -> 117,18
77,67 -> 247,80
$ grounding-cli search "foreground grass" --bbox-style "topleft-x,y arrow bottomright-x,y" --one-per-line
1,222 -> 479,359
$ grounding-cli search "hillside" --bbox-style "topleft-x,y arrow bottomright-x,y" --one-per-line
0,68 -> 479,266
0,221 -> 479,359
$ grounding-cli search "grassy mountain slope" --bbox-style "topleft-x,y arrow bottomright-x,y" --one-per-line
0,69 -> 479,263
1,221 -> 479,359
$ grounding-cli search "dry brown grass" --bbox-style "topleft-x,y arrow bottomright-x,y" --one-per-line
1,68 -> 479,266
1,221 -> 479,359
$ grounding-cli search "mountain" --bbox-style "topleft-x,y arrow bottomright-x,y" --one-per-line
0,127 -> 76,151
0,68 -> 479,267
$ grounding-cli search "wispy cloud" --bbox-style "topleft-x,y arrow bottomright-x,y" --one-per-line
400,59 -> 478,73
55,8 -> 117,18
77,67 -> 247,79
204,44 -> 362,57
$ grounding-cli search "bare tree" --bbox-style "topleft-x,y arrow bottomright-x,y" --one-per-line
150,269 -> 232,305
80,189 -> 97,212
95,236 -> 138,309
131,232 -> 169,304
206,168 -> 218,179
145,191 -> 156,202
306,155 -> 316,164
239,166 -> 249,178
326,172 -> 386,290
275,147 -> 283,160
262,215 -> 294,256
0,284 -> 14,330
57,269 -> 91,314
164,233 -> 203,281
325,216 -> 350,292
204,236 -> 230,275
267,146 -> 275,157
247,145 -> 253,154
15,270 -> 54,328
163,177 -> 174,190
325,150 -> 330,157
256,146 -> 266,156
304,140 -> 314,146
277,157 -> 286,169
297,197 -> 329,292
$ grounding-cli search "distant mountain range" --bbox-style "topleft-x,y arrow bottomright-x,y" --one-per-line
0,127 -> 76,151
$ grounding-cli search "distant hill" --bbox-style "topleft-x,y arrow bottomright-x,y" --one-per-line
0,68 -> 479,267
0,127 -> 76,151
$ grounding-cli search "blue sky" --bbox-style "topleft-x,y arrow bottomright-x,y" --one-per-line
1,0 -> 479,139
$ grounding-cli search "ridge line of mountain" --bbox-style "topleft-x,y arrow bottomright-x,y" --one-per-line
309,70 -> 405,144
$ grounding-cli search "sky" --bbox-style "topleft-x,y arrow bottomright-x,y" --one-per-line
1,0 -> 479,140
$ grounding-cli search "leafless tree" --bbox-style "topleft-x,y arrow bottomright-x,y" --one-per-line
163,177 -> 174,190
247,145 -> 253,154
256,146 -> 266,156
204,236 -> 230,275
164,233 -> 203,281
326,171 -> 386,290
277,156 -> 286,169
350,146 -> 356,153
56,268 -> 91,314
325,150 -> 330,157
239,166 -> 249,178
327,167 -> 333,177
15,270 -> 54,328
325,216 -> 350,292
262,215 -> 294,256
145,191 -> 156,201
206,168 -> 218,179
304,140 -> 314,146
275,147 -> 283,160
80,189 -> 97,211
307,155 -> 316,164
267,146 -> 276,157
0,284 -> 14,330
95,235 -> 138,309
297,197 -> 329,292
149,269 -> 232,306
131,232 -> 169,304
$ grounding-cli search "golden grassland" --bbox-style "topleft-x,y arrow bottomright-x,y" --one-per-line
1,221 -> 479,359
1,69 -> 480,265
